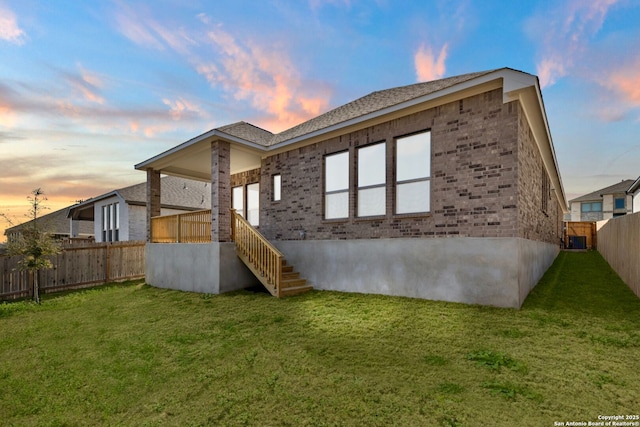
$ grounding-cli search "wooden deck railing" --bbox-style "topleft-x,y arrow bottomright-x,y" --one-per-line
150,209 -> 211,243
230,209 -> 283,297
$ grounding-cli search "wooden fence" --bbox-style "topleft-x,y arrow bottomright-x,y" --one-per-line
597,213 -> 640,298
0,241 -> 145,301
564,221 -> 597,249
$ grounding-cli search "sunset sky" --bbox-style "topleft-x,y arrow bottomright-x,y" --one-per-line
1,0 -> 639,238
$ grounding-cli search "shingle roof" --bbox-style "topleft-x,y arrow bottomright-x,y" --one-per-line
569,180 -> 635,203
628,176 -> 640,194
213,69 -> 501,147
4,207 -> 93,237
217,122 -> 273,146
118,176 -> 210,209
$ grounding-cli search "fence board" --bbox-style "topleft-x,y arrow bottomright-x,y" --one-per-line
0,241 -> 145,302
597,213 -> 640,298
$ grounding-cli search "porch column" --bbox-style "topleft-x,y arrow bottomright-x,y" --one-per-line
146,169 -> 161,242
69,218 -> 79,238
211,140 -> 231,242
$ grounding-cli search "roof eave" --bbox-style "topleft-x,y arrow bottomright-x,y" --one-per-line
135,129 -> 267,172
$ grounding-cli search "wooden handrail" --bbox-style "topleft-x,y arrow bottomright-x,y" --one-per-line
150,209 -> 212,243
230,209 -> 283,297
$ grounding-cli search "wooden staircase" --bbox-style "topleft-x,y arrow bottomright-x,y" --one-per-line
230,210 -> 312,297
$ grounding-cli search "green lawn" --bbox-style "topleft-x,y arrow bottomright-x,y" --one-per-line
1,251 -> 639,426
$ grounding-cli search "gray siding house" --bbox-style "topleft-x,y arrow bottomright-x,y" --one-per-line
68,176 -> 210,242
567,180 -> 635,222
135,68 -> 568,308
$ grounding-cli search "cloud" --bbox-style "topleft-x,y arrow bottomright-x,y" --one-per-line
60,65 -> 106,105
197,26 -> 331,132
414,43 -> 448,82
0,3 -> 26,45
606,58 -> 640,106
530,0 -> 621,87
114,3 -> 195,54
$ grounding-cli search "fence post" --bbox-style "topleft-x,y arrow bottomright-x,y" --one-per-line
105,243 -> 111,284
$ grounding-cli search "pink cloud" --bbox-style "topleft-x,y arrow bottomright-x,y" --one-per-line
0,4 -> 26,45
162,98 -> 203,121
114,3 -> 195,54
532,0 -> 621,87
197,27 -> 332,132
414,43 -> 448,82
607,59 -> 640,106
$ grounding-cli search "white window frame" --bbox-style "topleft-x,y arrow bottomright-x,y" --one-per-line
273,174 -> 282,202
247,183 -> 260,226
357,142 -> 386,217
395,131 -> 431,215
325,151 -> 349,219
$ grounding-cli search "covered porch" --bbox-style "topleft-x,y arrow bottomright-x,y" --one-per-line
135,124 -> 311,297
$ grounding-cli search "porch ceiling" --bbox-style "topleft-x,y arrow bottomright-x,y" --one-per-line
136,138 -> 262,181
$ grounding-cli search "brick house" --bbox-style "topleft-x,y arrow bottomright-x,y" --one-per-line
135,68 -> 567,308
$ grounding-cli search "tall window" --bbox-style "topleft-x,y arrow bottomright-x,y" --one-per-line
396,131 -> 430,214
325,151 -> 349,219
102,202 -> 119,242
273,174 -> 282,202
358,142 -> 386,217
247,183 -> 260,226
232,186 -> 244,217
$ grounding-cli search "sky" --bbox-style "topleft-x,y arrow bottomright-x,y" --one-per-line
1,0 -> 639,238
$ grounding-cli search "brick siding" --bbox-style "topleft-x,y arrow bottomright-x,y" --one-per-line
257,87 -> 560,245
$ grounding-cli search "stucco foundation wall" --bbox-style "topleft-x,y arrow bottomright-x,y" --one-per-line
516,239 -> 559,306
146,243 -> 257,294
275,237 -> 557,308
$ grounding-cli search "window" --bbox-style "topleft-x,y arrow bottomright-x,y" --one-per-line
614,197 -> 625,210
358,142 -> 386,217
247,183 -> 260,226
396,131 -> 430,214
581,202 -> 602,212
232,186 -> 244,217
541,169 -> 550,213
273,174 -> 281,202
325,151 -> 349,219
101,202 -> 119,242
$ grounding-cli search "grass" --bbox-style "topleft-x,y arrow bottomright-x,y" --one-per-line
1,251 -> 639,426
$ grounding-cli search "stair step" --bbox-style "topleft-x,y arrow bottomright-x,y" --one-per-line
281,278 -> 307,288
282,271 -> 300,280
282,265 -> 294,273
279,284 -> 313,297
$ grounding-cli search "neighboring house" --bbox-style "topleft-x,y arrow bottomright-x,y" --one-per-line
567,180 -> 635,222
68,176 -> 210,242
4,206 -> 93,243
628,176 -> 640,213
135,68 -> 568,309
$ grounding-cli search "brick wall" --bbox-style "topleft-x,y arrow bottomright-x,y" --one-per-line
516,107 -> 563,245
258,88 -> 541,241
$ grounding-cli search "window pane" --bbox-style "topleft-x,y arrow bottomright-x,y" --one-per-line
326,192 -> 348,219
397,132 -> 430,182
358,143 -> 385,187
615,198 -> 625,209
592,202 -> 602,212
581,203 -> 590,212
247,183 -> 259,226
115,203 -> 120,229
397,181 -> 430,214
273,175 -> 281,201
232,186 -> 244,217
358,187 -> 385,217
325,152 -> 349,192
102,206 -> 108,231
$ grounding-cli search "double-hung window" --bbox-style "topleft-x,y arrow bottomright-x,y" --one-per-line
325,151 -> 349,219
396,131 -> 430,214
357,142 -> 386,217
247,183 -> 260,226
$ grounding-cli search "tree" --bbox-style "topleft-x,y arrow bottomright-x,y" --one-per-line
1,189 -> 61,303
